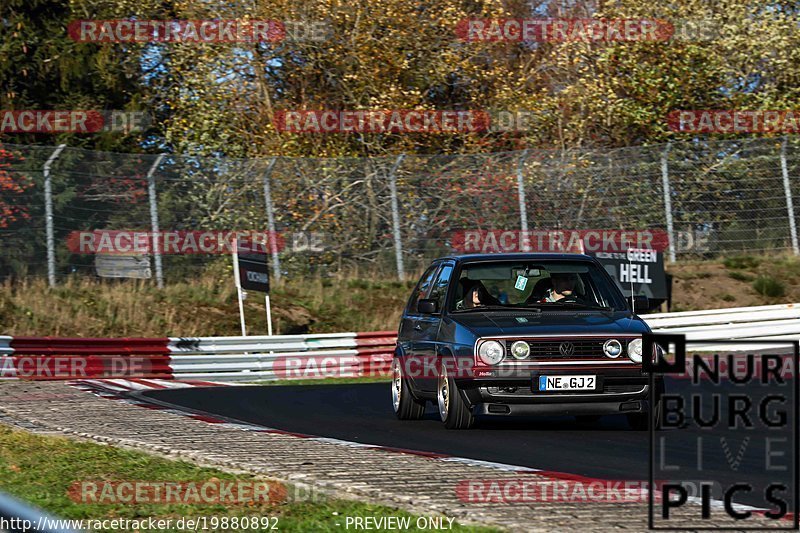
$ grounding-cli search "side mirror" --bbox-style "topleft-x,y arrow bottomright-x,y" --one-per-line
418,299 -> 438,314
627,295 -> 649,313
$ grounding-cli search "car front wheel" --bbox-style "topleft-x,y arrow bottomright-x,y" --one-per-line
392,356 -> 426,420
437,362 -> 475,429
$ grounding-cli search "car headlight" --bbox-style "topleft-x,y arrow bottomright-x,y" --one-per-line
603,339 -> 622,358
478,340 -> 505,365
628,338 -> 643,363
510,340 -> 530,360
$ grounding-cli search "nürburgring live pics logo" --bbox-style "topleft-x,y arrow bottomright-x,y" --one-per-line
644,333 -> 798,530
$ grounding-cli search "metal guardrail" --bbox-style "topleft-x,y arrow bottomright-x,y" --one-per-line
165,331 -> 395,381
0,336 -> 12,356
1,305 -> 800,381
169,331 -> 395,381
646,303 -> 800,351
0,331 -> 395,382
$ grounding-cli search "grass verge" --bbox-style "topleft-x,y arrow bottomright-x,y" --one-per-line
0,425 -> 496,532
5,254 -> 800,336
0,272 -> 414,337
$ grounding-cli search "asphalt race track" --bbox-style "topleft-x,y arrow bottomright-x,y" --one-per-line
141,381 -> 797,511
143,382 -> 647,477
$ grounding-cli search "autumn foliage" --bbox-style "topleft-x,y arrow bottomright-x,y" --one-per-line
0,146 -> 31,228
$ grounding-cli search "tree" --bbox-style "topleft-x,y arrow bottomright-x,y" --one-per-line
0,0 -> 168,151
0,145 -> 31,227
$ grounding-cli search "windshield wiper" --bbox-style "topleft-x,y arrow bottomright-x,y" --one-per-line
451,305 -> 510,313
550,302 -> 616,311
453,305 -> 545,313
510,305 -> 544,312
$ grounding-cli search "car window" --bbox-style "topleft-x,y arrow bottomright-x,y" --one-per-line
451,260 -> 627,311
429,264 -> 453,312
406,264 -> 439,314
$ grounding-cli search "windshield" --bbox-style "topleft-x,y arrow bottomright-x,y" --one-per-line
451,260 -> 627,312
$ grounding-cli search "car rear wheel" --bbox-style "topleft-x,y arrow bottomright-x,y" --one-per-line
437,363 -> 475,429
392,357 -> 426,420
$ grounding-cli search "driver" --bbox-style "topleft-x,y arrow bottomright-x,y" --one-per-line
541,273 -> 581,303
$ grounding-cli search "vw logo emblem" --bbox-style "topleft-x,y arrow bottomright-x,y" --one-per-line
559,342 -> 575,356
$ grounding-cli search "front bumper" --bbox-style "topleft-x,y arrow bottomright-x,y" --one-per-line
474,399 -> 648,416
457,366 -> 656,416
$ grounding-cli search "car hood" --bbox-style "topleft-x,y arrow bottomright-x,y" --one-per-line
448,310 -> 649,337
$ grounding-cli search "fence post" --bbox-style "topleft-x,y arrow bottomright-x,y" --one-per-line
147,154 -> 166,289
660,142 -> 676,263
517,150 -> 529,232
146,154 -> 166,288
781,136 -> 799,255
388,154 -> 406,280
262,157 -> 281,282
43,144 -> 66,288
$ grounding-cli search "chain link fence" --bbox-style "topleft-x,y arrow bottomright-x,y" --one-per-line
1,137 -> 799,285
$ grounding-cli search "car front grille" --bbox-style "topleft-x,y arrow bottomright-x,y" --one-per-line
503,338 -> 632,360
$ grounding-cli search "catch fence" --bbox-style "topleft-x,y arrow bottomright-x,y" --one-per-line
1,137 -> 798,285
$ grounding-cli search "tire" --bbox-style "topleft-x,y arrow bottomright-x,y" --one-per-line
437,362 -> 475,429
392,356 -> 426,420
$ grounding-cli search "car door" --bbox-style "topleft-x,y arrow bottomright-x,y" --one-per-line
399,263 -> 440,390
399,262 -> 439,349
414,262 -> 454,394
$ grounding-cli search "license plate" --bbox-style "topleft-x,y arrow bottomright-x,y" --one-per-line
537,375 -> 596,391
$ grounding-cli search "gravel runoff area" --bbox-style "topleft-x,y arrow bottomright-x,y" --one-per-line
0,380 -> 783,532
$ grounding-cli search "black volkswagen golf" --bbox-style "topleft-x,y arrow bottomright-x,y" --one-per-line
391,253 -> 662,429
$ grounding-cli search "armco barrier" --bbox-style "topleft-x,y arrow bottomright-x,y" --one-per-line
1,304 -> 799,381
0,336 -> 12,356
0,331 -> 395,381
168,331 -> 397,381
9,337 -> 170,355
166,331 -> 396,381
646,302 -> 800,352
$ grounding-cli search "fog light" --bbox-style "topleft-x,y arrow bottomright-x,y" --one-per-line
510,340 -> 530,360
603,339 -> 622,358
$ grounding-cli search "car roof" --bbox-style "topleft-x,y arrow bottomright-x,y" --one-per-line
435,253 -> 597,263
